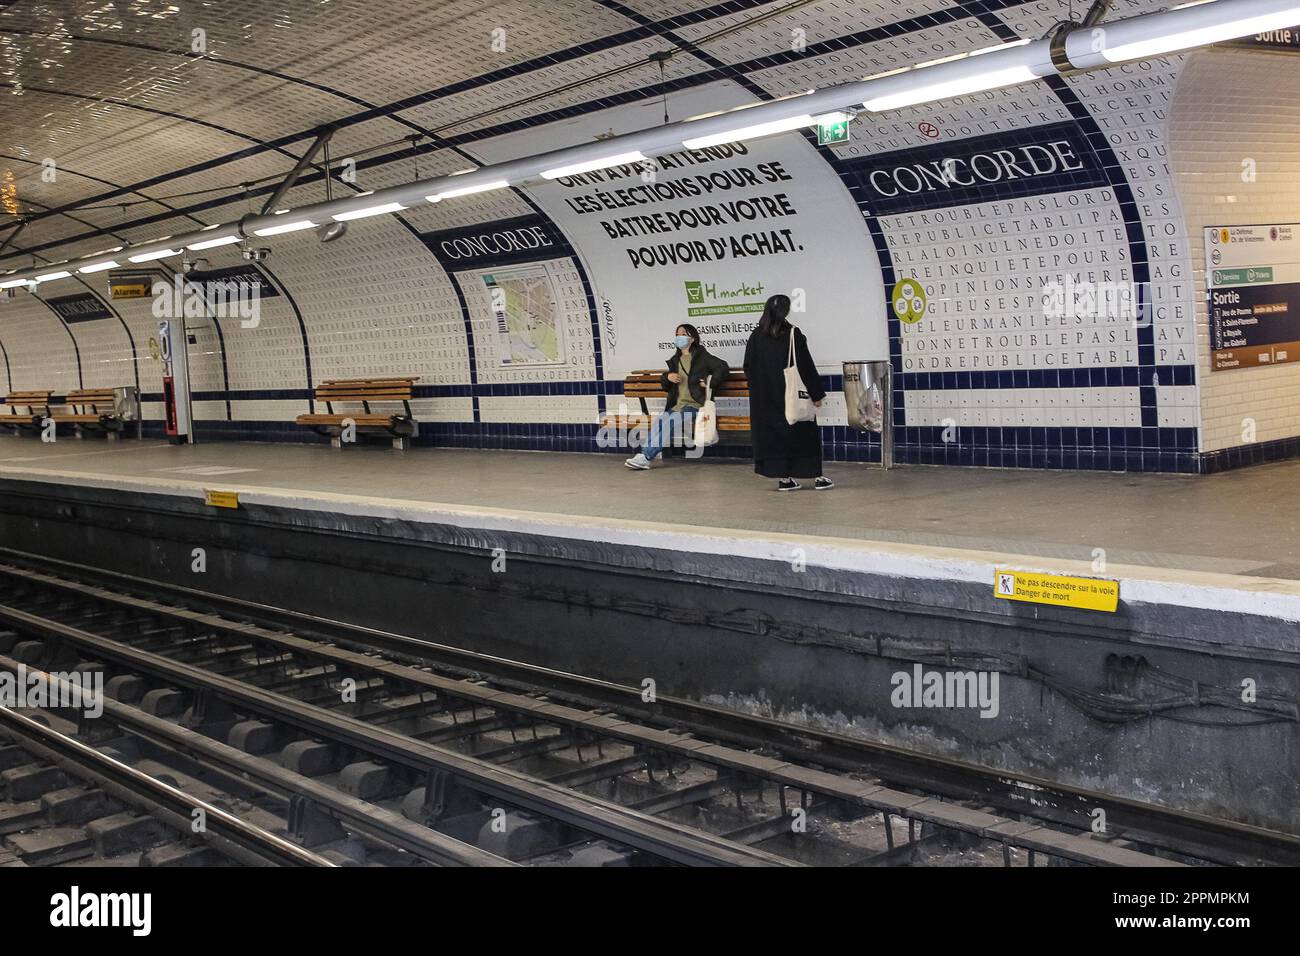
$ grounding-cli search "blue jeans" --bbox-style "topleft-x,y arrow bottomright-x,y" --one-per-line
641,406 -> 697,460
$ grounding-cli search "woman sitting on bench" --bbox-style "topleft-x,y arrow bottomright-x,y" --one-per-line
625,323 -> 729,470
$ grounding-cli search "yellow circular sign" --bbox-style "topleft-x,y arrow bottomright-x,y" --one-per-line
892,278 -> 926,324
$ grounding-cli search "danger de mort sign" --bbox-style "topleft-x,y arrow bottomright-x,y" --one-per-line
994,569 -> 1119,613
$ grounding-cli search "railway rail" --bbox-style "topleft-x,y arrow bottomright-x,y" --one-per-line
0,697 -> 333,867
0,551 -> 1295,867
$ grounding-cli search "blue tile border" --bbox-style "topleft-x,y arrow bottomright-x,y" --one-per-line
128,418 -> 1300,475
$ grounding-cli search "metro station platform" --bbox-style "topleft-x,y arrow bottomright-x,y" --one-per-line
0,438 -> 1296,830
2,436 -> 1298,589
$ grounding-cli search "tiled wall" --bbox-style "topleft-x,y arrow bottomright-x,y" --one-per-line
1169,48 -> 1300,470
6,0 -> 1299,472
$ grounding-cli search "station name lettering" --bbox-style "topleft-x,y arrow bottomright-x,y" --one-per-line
438,225 -> 554,261
868,140 -> 1085,198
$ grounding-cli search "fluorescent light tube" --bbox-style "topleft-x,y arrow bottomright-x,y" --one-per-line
253,219 -> 317,236
864,64 -> 1039,111
425,180 -> 510,202
331,202 -> 406,222
34,270 -> 72,282
187,234 -> 241,250
78,260 -> 120,274
129,248 -> 181,263
682,114 -> 815,150
1100,5 -> 1300,60
541,151 -> 647,179
0,278 -> 29,289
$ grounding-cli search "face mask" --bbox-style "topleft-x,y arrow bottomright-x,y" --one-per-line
675,335 -> 690,349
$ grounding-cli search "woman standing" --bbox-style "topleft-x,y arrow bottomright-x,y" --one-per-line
743,294 -> 833,491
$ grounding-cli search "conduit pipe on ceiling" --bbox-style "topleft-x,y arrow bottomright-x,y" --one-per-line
2,0 -> 1296,286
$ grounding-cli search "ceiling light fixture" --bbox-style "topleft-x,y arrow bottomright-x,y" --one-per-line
682,114 -> 815,150
187,234 -> 241,251
77,260 -> 121,274
253,219 -> 318,237
540,150 -> 648,179
331,202 -> 406,222
128,248 -> 181,263
1066,0 -> 1300,65
425,180 -> 511,202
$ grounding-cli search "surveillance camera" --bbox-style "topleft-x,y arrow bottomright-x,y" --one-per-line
242,247 -> 271,262
182,258 -> 209,274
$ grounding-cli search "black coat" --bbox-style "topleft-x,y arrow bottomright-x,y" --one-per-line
743,325 -> 826,478
660,345 -> 730,408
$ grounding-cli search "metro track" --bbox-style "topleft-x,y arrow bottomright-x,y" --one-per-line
0,550 -> 1295,867
0,695 -> 334,867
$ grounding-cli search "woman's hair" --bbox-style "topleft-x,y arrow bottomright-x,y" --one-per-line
676,323 -> 701,350
757,294 -> 792,339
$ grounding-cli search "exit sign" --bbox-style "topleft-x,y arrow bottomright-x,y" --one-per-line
817,115 -> 850,146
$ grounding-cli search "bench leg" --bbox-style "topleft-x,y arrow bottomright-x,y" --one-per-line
106,431 -> 119,441
74,427 -> 84,440
330,435 -> 343,449
392,437 -> 409,451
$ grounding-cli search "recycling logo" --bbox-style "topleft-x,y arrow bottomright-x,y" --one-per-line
892,278 -> 927,324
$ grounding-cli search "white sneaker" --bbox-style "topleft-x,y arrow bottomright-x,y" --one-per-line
624,453 -> 651,470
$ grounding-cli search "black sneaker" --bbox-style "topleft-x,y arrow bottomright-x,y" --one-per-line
814,476 -> 834,490
777,479 -> 801,491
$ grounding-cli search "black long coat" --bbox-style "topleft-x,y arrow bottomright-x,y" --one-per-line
743,325 -> 826,478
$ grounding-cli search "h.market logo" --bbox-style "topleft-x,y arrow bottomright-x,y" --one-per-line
683,279 -> 767,317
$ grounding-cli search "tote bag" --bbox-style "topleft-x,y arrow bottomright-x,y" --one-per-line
784,330 -> 817,424
693,375 -> 720,446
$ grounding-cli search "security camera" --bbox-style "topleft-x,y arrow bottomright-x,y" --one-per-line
242,247 -> 271,262
182,258 -> 210,274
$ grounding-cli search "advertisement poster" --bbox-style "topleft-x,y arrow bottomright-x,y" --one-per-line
1205,224 -> 1300,370
469,82 -> 887,378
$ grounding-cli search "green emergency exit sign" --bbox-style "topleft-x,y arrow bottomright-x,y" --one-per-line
817,115 -> 850,146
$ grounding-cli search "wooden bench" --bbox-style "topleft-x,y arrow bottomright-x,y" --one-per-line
600,368 -> 750,444
296,377 -> 419,450
50,387 -> 139,438
2,390 -> 54,434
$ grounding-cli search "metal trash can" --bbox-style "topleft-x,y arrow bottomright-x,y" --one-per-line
842,360 -> 892,469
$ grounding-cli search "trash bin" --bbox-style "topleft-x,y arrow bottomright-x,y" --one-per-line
842,360 -> 892,468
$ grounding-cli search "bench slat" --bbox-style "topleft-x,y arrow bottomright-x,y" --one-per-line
296,414 -> 403,427
65,390 -> 117,402
319,377 -> 419,385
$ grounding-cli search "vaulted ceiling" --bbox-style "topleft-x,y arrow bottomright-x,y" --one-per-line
4,0 -> 908,269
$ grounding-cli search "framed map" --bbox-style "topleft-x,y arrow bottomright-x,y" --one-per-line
482,265 -> 565,366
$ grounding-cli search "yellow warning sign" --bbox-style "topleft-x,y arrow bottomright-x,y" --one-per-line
203,489 -> 240,509
994,569 -> 1118,612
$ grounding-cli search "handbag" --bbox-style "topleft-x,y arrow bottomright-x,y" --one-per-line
693,374 -> 719,446
784,329 -> 817,424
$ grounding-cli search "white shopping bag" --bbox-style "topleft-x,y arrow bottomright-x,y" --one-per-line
784,330 -> 816,424
694,375 -> 719,446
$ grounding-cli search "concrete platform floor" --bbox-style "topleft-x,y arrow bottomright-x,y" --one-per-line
1,436 -> 1297,581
